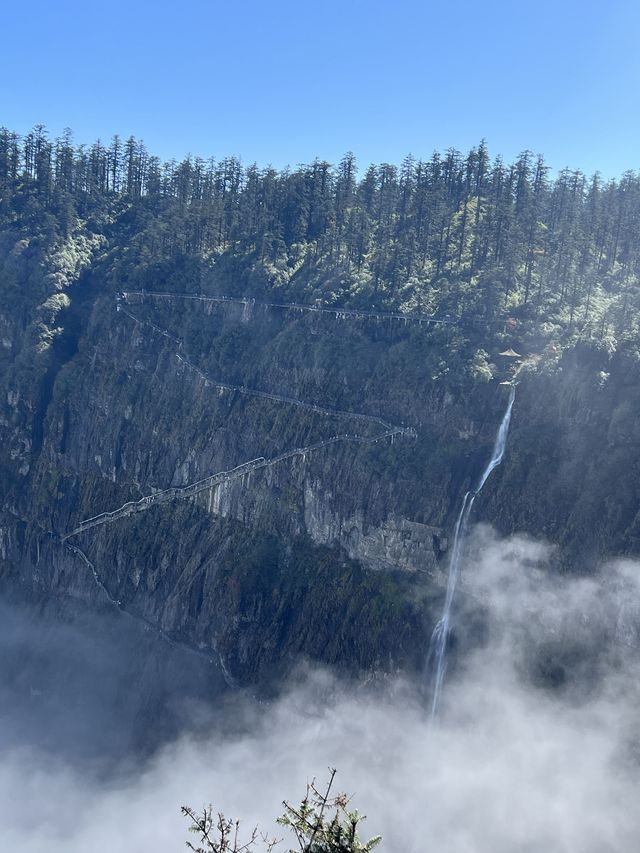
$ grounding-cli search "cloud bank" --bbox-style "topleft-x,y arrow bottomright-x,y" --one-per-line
2,528 -> 640,853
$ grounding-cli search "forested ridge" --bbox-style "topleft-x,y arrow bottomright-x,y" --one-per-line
2,124 -> 640,354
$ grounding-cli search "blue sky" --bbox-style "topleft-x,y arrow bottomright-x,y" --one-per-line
2,0 -> 639,177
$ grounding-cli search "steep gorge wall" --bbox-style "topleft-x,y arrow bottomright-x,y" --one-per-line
1,252 -> 639,686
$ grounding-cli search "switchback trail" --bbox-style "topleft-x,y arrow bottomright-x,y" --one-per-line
62,540 -> 234,682
61,296 -> 415,540
121,306 -> 405,433
62,432 -> 408,540
119,290 -> 456,325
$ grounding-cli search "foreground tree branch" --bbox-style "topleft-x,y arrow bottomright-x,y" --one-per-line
182,770 -> 381,853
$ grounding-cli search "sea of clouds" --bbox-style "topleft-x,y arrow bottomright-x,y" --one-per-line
2,527 -> 640,853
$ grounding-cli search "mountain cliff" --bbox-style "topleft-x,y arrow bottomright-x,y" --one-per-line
2,130 -> 640,690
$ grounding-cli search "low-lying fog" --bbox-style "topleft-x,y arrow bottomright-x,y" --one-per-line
2,527 -> 640,852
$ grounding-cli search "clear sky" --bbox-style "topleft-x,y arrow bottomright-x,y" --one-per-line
2,0 -> 639,178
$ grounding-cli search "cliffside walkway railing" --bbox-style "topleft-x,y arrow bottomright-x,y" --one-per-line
122,307 -> 405,433
61,292 -> 418,541
62,429 -> 408,541
61,540 -> 231,675
118,291 -> 457,326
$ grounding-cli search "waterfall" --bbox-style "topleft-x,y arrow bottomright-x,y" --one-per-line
428,384 -> 516,717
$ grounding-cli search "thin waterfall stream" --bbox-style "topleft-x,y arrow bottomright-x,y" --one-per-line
428,384 -> 516,717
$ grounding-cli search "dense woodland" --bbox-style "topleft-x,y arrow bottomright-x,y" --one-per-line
2,124 -> 640,352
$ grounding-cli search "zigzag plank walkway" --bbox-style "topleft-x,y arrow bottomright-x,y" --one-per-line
62,430 -> 404,541
119,290 -> 456,325
62,294 -> 418,541
121,306 -> 404,433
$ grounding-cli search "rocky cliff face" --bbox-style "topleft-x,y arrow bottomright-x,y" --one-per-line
485,343 -> 640,568
1,237 -> 639,688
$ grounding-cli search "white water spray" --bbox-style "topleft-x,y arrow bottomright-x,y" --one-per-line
428,384 -> 516,716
